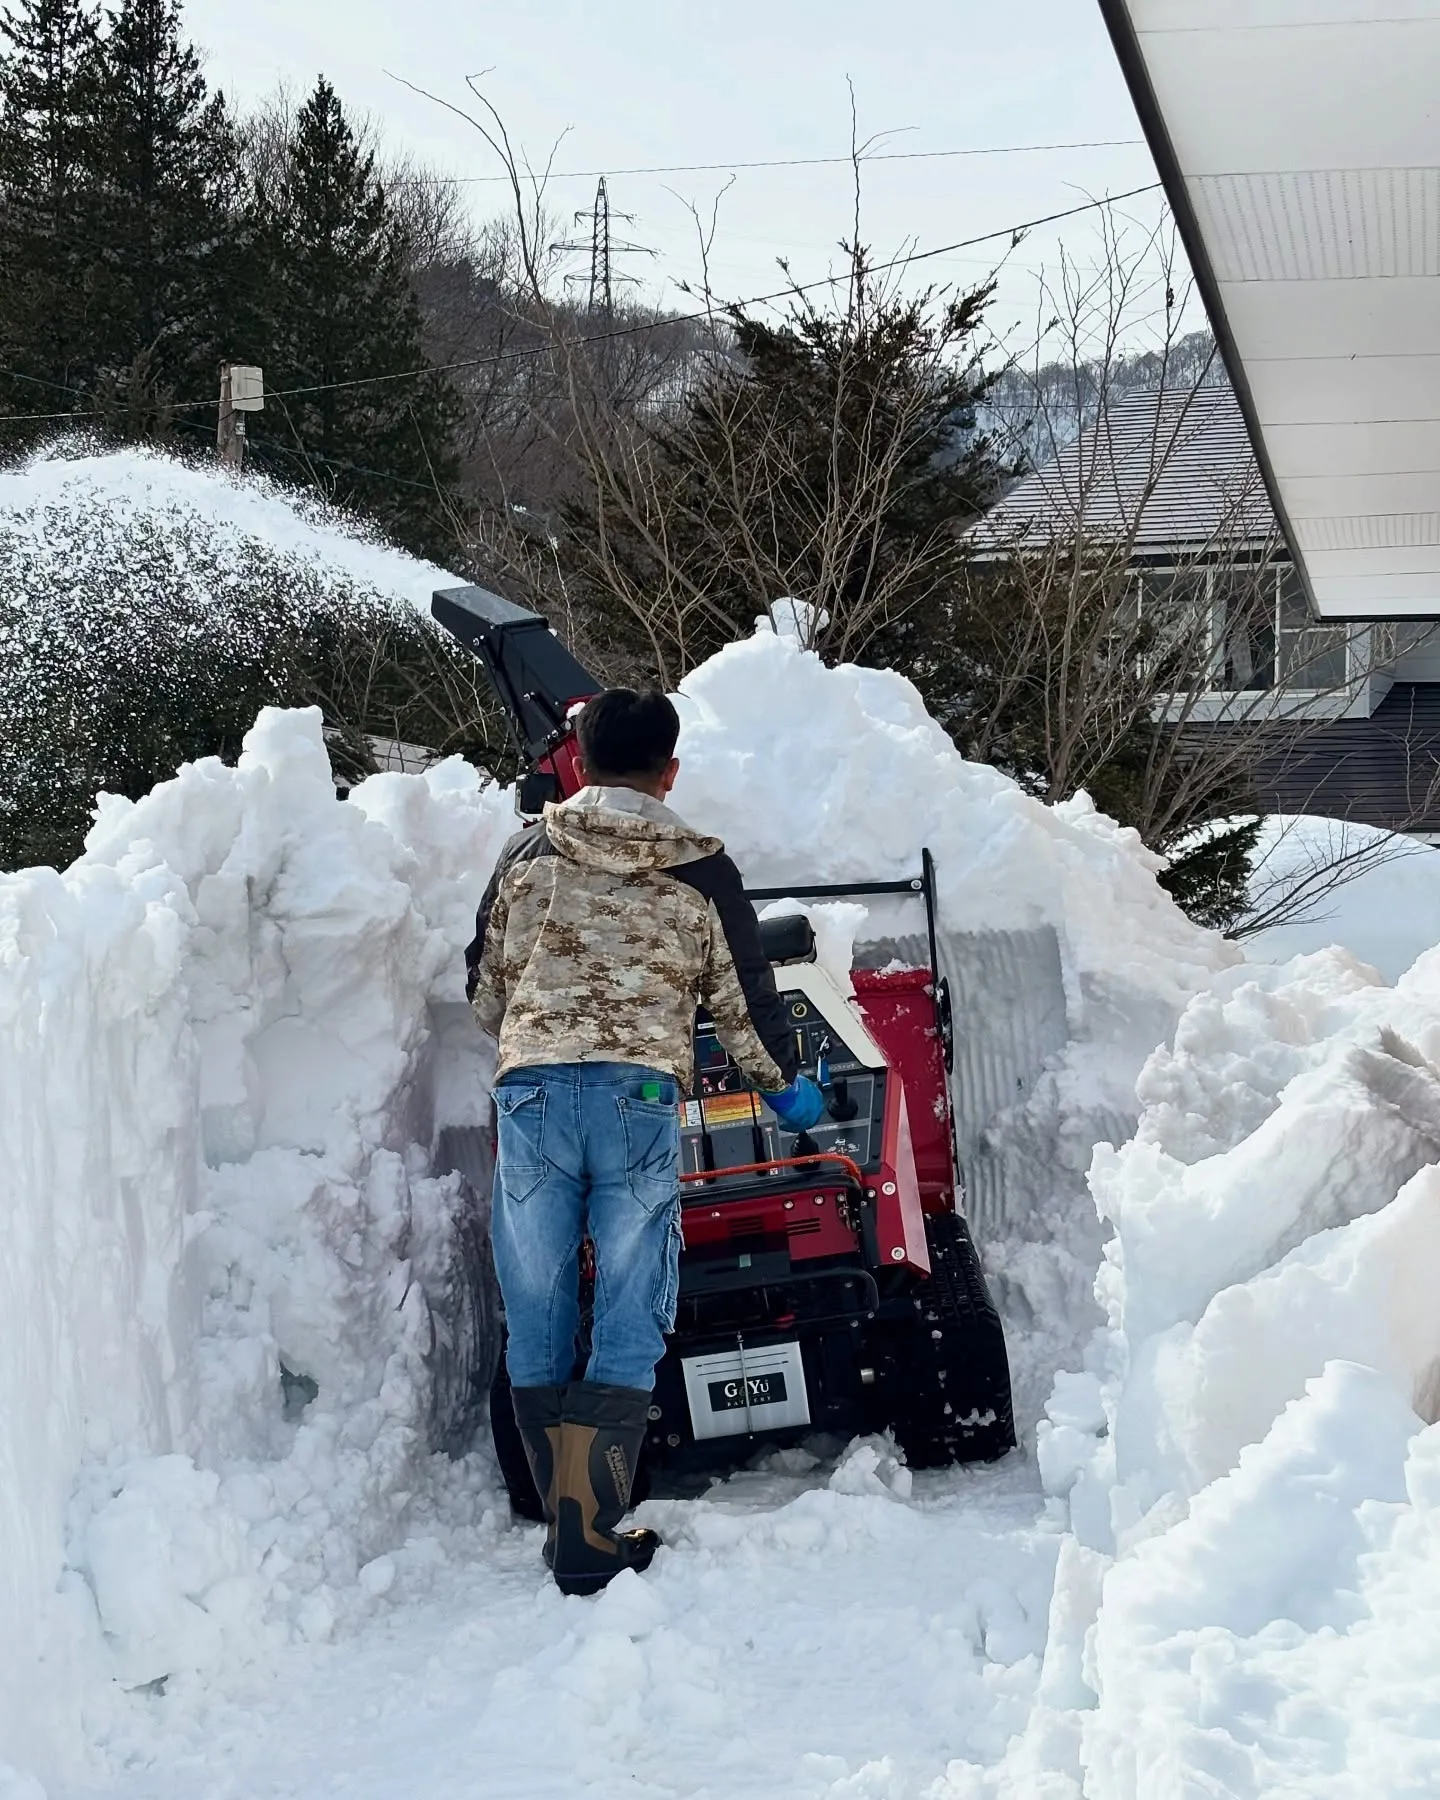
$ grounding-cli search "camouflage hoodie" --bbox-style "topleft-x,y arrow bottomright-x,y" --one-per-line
468,786 -> 796,1093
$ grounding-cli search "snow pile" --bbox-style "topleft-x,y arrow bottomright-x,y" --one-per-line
675,630 -> 1230,1025
1021,943 -> 1440,1797
0,709 -> 512,1784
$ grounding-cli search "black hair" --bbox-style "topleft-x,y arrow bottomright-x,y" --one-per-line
576,687 -> 680,780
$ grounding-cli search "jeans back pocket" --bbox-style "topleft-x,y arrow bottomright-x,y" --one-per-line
494,1084 -> 548,1204
616,1095 -> 680,1215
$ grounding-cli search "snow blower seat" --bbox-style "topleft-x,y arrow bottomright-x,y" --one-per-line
756,913 -> 816,966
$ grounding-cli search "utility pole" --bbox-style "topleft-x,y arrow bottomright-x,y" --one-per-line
555,178 -> 654,323
217,365 -> 240,470
217,364 -> 265,471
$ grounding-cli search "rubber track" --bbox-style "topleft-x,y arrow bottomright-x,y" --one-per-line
884,1209 -> 1017,1467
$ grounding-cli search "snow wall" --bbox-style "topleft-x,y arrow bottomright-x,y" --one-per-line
0,716 -> 514,1784
1014,947 -> 1440,1799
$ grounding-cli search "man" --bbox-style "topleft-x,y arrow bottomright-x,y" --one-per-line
468,688 -> 824,1596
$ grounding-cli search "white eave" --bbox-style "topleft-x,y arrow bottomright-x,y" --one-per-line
1100,1 -> 1440,619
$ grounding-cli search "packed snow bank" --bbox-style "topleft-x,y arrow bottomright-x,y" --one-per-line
674,628 -> 1238,1425
0,711 -> 512,1782
3,616 -> 1234,1788
1021,943 -> 1440,1798
1244,814 -> 1440,984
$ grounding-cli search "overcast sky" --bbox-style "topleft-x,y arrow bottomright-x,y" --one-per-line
185,0 -> 1181,360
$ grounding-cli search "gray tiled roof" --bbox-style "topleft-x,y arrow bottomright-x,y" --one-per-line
975,385 -> 1278,552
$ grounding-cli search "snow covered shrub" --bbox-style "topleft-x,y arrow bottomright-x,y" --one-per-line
0,442 -> 503,872
0,512 -> 292,867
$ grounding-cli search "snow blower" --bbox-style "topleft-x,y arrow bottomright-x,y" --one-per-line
432,582 -> 1016,1510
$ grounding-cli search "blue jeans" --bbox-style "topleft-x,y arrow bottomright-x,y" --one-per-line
492,1062 -> 682,1391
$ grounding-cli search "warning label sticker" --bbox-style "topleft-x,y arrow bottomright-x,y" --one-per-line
702,1093 -> 759,1127
682,1101 -> 703,1129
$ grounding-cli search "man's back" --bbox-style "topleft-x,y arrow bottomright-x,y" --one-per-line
469,784 -> 793,1094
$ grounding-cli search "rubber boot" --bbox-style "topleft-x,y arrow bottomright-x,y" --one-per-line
551,1381 -> 661,1597
510,1384 -> 565,1569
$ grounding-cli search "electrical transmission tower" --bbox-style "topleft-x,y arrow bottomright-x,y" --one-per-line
555,177 -> 654,321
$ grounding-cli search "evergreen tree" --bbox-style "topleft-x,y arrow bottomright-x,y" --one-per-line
246,77 -> 462,559
85,0 -> 239,435
0,0 -> 103,436
552,253 -> 1009,684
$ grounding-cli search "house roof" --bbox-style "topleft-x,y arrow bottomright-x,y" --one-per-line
1253,682 -> 1440,834
1098,1 -> 1440,622
975,385 -> 1278,554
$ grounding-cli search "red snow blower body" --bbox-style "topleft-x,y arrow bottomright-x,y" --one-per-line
433,583 -> 1015,1494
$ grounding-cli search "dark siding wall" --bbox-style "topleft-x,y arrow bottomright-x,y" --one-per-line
1250,684 -> 1440,833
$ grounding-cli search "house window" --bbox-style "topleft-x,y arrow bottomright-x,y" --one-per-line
1212,564 -> 1276,691
1277,567 -> 1349,689
1135,567 -> 1211,683
1138,562 -> 1351,695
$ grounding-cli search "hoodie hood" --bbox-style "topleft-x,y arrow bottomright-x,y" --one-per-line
542,785 -> 722,875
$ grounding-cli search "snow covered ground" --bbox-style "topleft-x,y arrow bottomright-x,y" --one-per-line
1244,815 -> 1440,984
56,1451 -> 1054,1800
7,451 -> 1440,1799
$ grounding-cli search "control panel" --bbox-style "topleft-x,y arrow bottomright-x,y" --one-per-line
680,972 -> 888,1195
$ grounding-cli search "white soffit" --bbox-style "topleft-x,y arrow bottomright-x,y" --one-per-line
1104,0 -> 1440,618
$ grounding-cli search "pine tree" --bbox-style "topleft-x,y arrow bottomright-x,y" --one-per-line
554,251 -> 1008,683
0,0 -> 103,437
246,77 -> 462,559
85,0 -> 239,435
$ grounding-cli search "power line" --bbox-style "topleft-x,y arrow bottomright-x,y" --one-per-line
168,414 -> 448,495
0,367 -> 102,422
174,182 -> 1165,409
0,182 -> 1167,427
421,138 -> 1148,185
242,429 -> 448,496
2,369 -> 96,399
0,406 -> 102,423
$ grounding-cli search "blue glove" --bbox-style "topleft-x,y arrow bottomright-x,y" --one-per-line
764,1075 -> 827,1133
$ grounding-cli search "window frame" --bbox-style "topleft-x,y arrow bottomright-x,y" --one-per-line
1135,559 -> 1353,697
